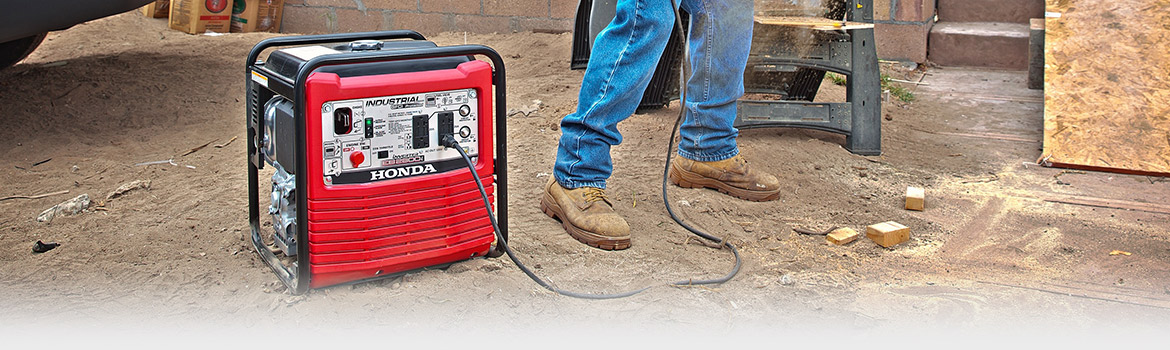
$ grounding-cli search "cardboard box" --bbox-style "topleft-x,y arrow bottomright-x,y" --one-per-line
169,0 -> 233,34
141,0 -> 170,18
231,0 -> 284,33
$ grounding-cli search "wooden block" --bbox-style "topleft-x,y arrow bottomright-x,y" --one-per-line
866,221 -> 910,248
826,228 -> 859,245
905,186 -> 925,211
754,16 -> 876,31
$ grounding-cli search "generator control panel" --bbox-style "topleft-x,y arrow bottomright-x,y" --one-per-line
320,88 -> 480,185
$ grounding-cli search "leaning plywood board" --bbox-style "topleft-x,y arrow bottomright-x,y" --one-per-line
754,16 -> 874,31
1042,0 -> 1170,176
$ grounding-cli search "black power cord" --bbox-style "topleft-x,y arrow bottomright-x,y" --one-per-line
443,134 -> 737,299
437,0 -> 740,299
659,0 -> 743,285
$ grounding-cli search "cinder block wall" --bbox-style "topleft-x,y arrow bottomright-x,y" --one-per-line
280,0 -> 577,36
873,0 -> 935,62
281,0 -> 934,63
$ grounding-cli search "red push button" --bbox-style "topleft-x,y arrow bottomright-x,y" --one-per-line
349,151 -> 365,167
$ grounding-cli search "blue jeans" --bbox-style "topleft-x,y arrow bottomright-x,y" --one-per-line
554,0 -> 754,189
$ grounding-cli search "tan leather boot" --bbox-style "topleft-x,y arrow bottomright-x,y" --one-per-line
668,154 -> 782,202
539,179 -> 631,250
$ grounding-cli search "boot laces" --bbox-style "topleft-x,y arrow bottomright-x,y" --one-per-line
581,187 -> 610,204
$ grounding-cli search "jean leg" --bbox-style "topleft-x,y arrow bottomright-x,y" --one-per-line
554,0 -> 677,189
676,0 -> 753,162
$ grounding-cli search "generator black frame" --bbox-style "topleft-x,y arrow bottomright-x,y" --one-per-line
246,31 -> 509,295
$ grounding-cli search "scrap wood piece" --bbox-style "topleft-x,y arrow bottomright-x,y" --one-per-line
793,226 -> 837,236
866,221 -> 910,248
1044,194 -> 1170,215
960,173 -> 999,184
0,190 -> 70,202
754,16 -> 874,30
905,186 -> 925,211
1039,158 -> 1170,178
826,228 -> 859,245
1109,250 -> 1132,256
181,140 -> 216,157
214,136 -> 238,148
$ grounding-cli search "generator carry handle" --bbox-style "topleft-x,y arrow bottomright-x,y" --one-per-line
245,30 -> 427,68
245,31 -> 429,169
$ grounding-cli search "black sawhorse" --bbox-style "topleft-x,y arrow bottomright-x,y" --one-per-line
570,0 -> 882,155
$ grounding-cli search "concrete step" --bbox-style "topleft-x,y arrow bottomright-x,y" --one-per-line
928,22 -> 1030,69
936,0 -> 1045,24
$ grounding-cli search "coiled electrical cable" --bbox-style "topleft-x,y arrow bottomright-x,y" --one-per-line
440,0 -> 740,299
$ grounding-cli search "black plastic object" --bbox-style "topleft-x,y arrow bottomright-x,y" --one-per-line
569,0 -> 594,70
32,240 -> 59,253
636,13 -> 688,112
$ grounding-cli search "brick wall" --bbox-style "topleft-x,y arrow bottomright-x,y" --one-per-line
872,0 -> 936,62
281,0 -> 933,63
281,0 -> 577,36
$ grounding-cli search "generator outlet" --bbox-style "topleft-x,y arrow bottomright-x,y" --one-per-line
437,111 -> 455,141
412,114 -> 429,149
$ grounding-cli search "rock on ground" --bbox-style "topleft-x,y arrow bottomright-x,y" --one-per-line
107,180 -> 151,200
36,194 -> 90,223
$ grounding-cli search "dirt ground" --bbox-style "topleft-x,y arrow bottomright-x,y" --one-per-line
1,12 -> 1168,339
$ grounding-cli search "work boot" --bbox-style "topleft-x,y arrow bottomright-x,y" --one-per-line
668,154 -> 783,202
540,179 -> 631,250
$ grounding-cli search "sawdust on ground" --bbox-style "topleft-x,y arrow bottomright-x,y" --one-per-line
0,12 -> 1167,334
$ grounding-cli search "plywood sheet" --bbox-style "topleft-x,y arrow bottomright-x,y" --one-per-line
1043,0 -> 1170,176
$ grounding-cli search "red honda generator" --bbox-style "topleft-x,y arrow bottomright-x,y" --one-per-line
246,31 -> 508,294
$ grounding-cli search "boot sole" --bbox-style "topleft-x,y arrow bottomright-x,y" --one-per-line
669,163 -> 782,202
540,193 -> 631,251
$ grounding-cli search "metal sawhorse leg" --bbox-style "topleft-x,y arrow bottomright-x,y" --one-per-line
736,0 -> 882,155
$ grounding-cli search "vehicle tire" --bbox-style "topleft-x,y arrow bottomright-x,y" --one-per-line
0,33 -> 47,70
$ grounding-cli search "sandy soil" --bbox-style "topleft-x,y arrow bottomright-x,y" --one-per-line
0,12 -> 1168,337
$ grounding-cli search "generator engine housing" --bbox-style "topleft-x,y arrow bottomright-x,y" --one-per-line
246,32 -> 508,293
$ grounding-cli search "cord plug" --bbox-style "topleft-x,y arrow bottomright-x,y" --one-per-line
438,111 -> 457,148
440,134 -> 459,148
